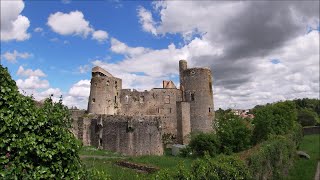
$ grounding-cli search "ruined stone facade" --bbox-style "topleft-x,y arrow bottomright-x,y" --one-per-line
72,60 -> 214,156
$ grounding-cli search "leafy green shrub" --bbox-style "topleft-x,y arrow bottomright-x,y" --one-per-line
246,135 -> 296,180
215,113 -> 253,154
297,108 -> 318,126
188,132 -> 220,157
252,101 -> 297,144
154,154 -> 251,180
179,145 -> 193,157
83,169 -> 111,180
187,112 -> 253,157
287,123 -> 303,147
0,66 -> 84,179
191,154 -> 251,180
293,98 -> 320,116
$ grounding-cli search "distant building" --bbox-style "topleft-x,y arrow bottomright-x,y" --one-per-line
232,109 -> 254,119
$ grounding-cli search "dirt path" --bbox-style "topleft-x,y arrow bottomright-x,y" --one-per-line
315,161 -> 320,180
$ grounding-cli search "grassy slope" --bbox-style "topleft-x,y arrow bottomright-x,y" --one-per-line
286,134 -> 320,180
80,147 -> 193,180
81,135 -> 319,180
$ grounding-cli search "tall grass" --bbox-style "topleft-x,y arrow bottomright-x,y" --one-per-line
286,134 -> 320,180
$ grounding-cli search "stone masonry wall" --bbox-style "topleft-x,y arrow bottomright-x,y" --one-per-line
119,88 -> 182,135
100,115 -> 163,156
70,109 -> 86,138
72,114 -> 163,156
176,102 -> 191,144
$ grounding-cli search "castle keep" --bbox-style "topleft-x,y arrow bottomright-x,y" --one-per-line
72,60 -> 214,156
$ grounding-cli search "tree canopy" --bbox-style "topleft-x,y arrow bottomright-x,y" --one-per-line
0,65 -> 83,179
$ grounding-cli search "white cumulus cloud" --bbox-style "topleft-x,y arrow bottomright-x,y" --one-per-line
47,10 -> 109,43
17,66 -> 46,77
16,76 -> 49,90
137,6 -> 157,35
33,27 -> 43,33
92,30 -> 108,42
1,50 -> 32,63
68,80 -> 91,97
47,11 -> 93,37
110,38 -> 150,57
0,0 -> 30,41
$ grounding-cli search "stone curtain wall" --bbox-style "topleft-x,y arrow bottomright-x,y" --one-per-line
71,113 -> 164,156
100,115 -> 163,156
119,88 -> 182,135
70,110 -> 86,138
176,102 -> 191,144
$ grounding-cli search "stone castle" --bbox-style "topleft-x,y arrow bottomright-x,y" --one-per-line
71,60 -> 214,156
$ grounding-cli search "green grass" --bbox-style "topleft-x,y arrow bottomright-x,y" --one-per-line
79,146 -> 123,157
82,158 -> 145,180
286,134 -> 320,180
80,146 -> 194,179
127,155 -> 193,169
81,134 -> 320,180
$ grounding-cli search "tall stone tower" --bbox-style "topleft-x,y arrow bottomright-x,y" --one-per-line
179,60 -> 214,132
87,66 -> 122,114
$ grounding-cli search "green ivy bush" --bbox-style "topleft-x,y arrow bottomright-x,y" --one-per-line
246,135 -> 296,180
293,98 -> 320,116
287,123 -> 303,147
153,154 -> 251,180
0,66 -> 84,179
215,113 -> 253,154
252,101 -> 297,144
188,132 -> 220,157
185,112 -> 252,157
297,108 -> 318,126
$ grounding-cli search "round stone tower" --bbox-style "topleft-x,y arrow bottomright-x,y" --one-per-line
182,66 -> 214,132
88,66 -> 122,115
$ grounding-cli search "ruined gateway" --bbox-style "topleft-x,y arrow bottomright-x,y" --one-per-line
71,60 -> 214,156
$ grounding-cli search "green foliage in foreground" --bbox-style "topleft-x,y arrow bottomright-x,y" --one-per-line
286,134 -> 320,180
0,66 -> 83,179
246,135 -> 296,180
154,154 -> 251,180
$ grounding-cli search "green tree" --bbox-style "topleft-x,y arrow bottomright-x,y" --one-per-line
215,113 -> 253,154
188,132 -> 220,156
0,65 -> 83,179
252,101 -> 297,144
297,108 -> 318,126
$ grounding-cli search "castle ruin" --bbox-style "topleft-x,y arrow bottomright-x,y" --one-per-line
71,60 -> 214,156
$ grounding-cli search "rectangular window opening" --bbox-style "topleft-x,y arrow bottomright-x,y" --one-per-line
191,93 -> 195,101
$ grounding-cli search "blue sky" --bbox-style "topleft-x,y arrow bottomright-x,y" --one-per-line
1,0 -> 319,109
1,0 -> 181,90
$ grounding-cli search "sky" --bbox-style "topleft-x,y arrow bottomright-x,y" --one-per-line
1,0 -> 319,110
